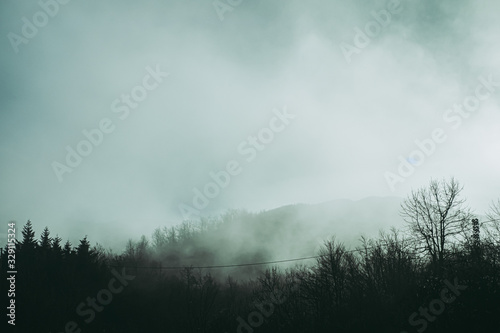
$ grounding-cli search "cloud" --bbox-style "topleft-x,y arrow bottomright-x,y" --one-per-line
0,0 -> 499,248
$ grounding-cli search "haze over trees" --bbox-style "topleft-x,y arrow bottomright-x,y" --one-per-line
1,178 -> 499,332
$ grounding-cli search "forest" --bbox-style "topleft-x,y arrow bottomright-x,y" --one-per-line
1,178 -> 500,333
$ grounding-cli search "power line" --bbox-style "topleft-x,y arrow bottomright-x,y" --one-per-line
107,236 -> 492,271
107,244 -> 419,270
108,255 -> 322,270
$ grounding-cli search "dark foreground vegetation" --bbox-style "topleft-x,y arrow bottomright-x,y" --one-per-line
2,178 -> 500,333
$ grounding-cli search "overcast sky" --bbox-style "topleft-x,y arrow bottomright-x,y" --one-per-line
1,0 -> 499,246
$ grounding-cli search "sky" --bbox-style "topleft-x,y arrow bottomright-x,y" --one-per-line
0,0 -> 499,248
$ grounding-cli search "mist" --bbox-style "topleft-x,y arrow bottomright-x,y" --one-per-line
1,0 -> 499,257
2,1 -> 500,332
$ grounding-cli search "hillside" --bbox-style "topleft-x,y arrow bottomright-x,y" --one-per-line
141,196 -> 405,278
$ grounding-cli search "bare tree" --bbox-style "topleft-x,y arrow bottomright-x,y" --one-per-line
484,199 -> 500,247
400,178 -> 472,270
486,199 -> 500,222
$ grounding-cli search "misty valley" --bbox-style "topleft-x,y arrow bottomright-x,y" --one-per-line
2,179 -> 500,332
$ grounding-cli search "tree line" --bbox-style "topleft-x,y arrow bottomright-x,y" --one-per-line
1,178 -> 500,332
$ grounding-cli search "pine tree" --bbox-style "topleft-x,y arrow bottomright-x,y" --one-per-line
39,226 -> 52,250
52,235 -> 63,257
21,220 -> 37,252
76,236 -> 91,258
63,240 -> 73,259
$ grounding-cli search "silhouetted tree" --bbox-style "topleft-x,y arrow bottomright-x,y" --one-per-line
76,236 -> 93,263
20,219 -> 36,252
52,235 -> 62,255
485,199 -> 500,248
487,199 -> 500,222
62,240 -> 73,258
400,178 -> 472,272
39,226 -> 51,250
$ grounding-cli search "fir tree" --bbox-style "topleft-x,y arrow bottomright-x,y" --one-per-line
52,235 -> 63,257
21,219 -> 37,252
77,236 -> 91,257
63,240 -> 73,259
39,226 -> 52,250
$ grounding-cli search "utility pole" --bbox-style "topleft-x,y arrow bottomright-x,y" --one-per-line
472,218 -> 480,246
472,218 -> 481,261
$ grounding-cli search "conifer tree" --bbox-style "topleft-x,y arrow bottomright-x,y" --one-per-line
52,235 -> 63,260
63,240 -> 73,259
21,219 -> 37,252
77,236 -> 91,257
39,226 -> 52,250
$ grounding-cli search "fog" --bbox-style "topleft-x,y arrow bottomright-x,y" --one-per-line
1,0 -> 499,250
